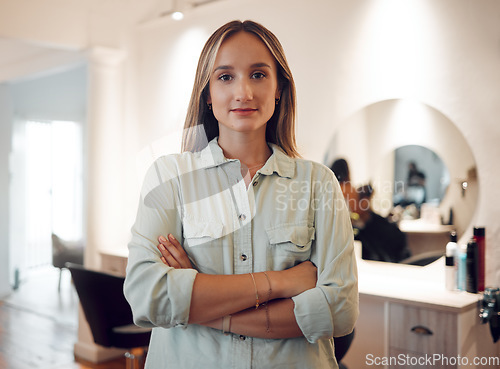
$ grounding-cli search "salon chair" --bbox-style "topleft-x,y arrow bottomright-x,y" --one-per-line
334,329 -> 355,369
51,233 -> 84,291
67,263 -> 151,369
400,250 -> 444,266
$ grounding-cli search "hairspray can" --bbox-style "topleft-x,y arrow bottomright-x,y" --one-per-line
473,227 -> 485,292
466,238 -> 478,293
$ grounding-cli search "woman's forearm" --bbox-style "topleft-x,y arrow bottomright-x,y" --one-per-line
188,263 -> 315,324
188,271 -> 275,324
201,298 -> 303,339
156,234 -> 317,325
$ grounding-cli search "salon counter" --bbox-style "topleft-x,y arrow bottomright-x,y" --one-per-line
343,253 -> 499,369
398,219 -> 454,255
356,255 -> 479,312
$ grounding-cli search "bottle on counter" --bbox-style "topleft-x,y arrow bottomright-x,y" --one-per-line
473,227 -> 485,292
445,231 -> 458,290
466,238 -> 478,294
457,243 -> 467,291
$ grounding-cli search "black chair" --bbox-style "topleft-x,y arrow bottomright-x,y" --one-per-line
334,329 -> 355,369
400,251 -> 444,266
52,233 -> 84,291
66,263 -> 151,369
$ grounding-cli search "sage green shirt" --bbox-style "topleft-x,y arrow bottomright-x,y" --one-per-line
124,138 -> 358,369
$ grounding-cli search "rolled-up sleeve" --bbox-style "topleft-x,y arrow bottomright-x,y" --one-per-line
124,158 -> 199,329
292,169 -> 359,343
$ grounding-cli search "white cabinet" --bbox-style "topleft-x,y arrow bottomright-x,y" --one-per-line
343,296 -> 497,369
388,303 -> 457,368
342,258 -> 499,369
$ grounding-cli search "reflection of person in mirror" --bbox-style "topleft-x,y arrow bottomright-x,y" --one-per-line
354,185 -> 411,263
331,158 -> 410,263
407,161 -> 427,205
394,161 -> 427,208
330,158 -> 359,214
407,161 -> 426,187
124,20 -> 358,369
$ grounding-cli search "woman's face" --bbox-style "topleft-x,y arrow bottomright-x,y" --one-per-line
207,31 -> 280,138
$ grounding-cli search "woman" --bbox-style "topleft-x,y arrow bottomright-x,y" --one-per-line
124,20 -> 358,369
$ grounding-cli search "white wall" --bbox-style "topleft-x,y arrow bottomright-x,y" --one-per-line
129,0 -> 500,285
0,84 -> 12,297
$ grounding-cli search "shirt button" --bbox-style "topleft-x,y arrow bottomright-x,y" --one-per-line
239,335 -> 246,341
253,181 -> 258,186
238,214 -> 246,221
240,254 -> 247,261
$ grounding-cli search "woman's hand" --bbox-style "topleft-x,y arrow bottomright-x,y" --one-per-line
157,234 -> 193,269
272,261 -> 318,299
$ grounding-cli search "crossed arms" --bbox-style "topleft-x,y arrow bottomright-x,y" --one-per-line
156,233 -> 317,339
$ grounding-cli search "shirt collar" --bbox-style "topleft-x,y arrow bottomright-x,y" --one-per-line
199,137 -> 295,179
260,143 -> 295,179
199,137 -> 229,168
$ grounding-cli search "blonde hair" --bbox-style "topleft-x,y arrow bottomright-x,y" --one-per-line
181,20 -> 299,157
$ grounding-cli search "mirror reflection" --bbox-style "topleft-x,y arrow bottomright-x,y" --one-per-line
325,99 -> 478,263
393,145 -> 449,210
331,158 -> 411,263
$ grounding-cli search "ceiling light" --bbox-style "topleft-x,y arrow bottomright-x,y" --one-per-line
171,11 -> 184,21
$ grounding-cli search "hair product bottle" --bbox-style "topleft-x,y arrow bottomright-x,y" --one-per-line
445,231 -> 458,290
466,238 -> 478,293
473,227 -> 485,292
457,243 -> 467,291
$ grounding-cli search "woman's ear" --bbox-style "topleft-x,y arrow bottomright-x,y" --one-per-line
206,93 -> 212,104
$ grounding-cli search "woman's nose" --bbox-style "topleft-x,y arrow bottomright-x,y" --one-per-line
234,79 -> 253,102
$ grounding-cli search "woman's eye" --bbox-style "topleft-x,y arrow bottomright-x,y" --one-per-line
252,72 -> 266,79
218,74 -> 233,82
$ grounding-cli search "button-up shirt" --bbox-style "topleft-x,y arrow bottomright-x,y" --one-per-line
124,138 -> 358,369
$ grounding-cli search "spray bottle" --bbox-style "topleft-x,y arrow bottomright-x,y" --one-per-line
445,231 -> 458,290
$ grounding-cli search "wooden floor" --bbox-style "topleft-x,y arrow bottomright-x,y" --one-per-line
0,267 -> 126,369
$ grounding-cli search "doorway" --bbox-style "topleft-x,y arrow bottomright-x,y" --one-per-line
9,119 -> 83,287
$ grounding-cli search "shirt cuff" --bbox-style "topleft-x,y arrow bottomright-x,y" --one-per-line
292,287 -> 333,343
162,267 -> 199,327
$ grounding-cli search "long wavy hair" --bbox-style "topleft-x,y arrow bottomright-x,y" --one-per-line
181,20 -> 299,157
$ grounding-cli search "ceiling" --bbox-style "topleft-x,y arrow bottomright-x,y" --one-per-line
0,0 -> 224,83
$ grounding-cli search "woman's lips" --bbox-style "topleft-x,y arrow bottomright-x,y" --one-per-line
231,108 -> 257,116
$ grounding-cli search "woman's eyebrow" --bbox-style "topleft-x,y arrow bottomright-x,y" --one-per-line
250,62 -> 272,69
213,62 -> 272,72
214,65 -> 233,72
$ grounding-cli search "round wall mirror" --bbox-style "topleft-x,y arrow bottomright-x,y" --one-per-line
324,99 -> 478,260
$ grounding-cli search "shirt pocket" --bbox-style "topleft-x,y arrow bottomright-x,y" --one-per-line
266,224 -> 315,267
182,217 -> 224,247
182,217 -> 227,274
